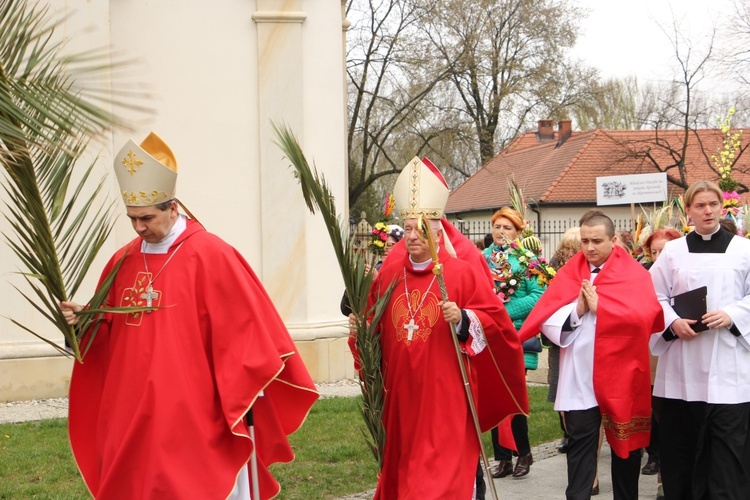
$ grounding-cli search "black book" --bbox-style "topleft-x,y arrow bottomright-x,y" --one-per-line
670,286 -> 708,333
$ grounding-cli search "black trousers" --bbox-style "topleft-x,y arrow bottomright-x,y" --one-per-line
645,392 -> 660,461
475,460 -> 485,500
658,398 -> 750,500
491,414 -> 531,460
564,407 -> 641,500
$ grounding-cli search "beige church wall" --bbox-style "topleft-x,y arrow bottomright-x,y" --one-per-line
0,0 -> 122,402
1,0 -> 352,402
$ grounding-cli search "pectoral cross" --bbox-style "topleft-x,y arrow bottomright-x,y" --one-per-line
404,318 -> 419,341
141,285 -> 158,311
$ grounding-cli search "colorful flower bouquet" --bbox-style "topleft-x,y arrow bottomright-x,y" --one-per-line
369,221 -> 390,255
723,190 -> 741,219
507,239 -> 556,287
488,238 -> 556,300
489,263 -> 526,302
527,256 -> 556,287
368,193 -> 396,256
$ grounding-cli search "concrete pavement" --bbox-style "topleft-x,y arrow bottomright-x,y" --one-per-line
339,441 -> 661,500
485,442 -> 660,500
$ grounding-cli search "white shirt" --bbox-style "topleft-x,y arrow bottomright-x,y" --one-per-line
541,264 -> 602,411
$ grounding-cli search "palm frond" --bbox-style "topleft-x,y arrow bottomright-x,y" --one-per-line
273,122 -> 392,469
0,1 -> 147,361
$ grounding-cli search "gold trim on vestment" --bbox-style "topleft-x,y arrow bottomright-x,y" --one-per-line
601,414 -> 651,440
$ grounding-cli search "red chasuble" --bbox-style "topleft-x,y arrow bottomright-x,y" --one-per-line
68,219 -> 318,499
368,247 -> 528,498
519,246 -> 664,458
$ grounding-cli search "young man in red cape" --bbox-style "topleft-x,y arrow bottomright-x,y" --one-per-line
519,210 -> 664,500
350,157 -> 529,499
61,133 -> 318,499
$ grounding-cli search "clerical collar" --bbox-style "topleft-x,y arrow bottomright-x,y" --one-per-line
142,214 -> 187,254
410,247 -> 440,270
694,226 -> 721,241
686,226 -> 732,254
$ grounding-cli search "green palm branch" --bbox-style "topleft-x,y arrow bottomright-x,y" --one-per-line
273,122 -> 394,469
0,1 -> 146,361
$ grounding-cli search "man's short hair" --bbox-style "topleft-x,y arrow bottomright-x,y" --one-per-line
155,199 -> 175,211
579,210 -> 615,238
684,180 -> 722,207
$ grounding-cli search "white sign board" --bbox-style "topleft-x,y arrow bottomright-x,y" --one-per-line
596,172 -> 668,206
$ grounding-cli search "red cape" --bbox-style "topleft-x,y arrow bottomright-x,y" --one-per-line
69,219 -> 318,499
373,219 -> 527,431
362,237 -> 527,497
519,246 -> 664,458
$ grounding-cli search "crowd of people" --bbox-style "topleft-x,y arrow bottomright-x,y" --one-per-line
65,135 -> 748,499
347,162 -> 749,500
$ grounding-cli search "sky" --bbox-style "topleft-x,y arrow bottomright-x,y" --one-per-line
569,0 -> 737,87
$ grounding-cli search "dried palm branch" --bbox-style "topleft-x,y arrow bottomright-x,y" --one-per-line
273,122 -> 394,469
641,201 -> 674,231
507,175 -> 527,222
673,195 -> 691,234
507,176 -> 541,251
0,1 -> 147,361
634,213 -> 644,249
637,201 -> 677,248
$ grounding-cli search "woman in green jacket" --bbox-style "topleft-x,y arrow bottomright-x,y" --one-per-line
482,206 -> 544,479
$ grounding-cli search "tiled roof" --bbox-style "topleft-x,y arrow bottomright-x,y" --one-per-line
445,128 -> 750,213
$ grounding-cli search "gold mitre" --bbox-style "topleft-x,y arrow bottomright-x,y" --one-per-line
114,132 -> 178,206
393,157 -> 450,220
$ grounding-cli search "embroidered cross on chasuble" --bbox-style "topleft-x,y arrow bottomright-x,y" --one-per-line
391,288 -> 441,345
121,271 -> 161,326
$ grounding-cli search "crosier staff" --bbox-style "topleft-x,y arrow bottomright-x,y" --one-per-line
417,215 -> 499,500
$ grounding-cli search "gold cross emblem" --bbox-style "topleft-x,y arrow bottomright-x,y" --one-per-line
122,150 -> 143,175
121,272 -> 160,326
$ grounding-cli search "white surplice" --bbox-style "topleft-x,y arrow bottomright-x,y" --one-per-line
649,235 -> 750,404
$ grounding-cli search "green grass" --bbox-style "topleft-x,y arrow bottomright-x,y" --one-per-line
0,419 -> 89,498
0,386 -> 559,499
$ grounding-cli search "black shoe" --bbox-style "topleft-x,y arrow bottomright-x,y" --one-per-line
641,459 -> 659,475
512,453 -> 533,477
591,483 -> 599,496
557,437 -> 570,454
491,460 -> 513,478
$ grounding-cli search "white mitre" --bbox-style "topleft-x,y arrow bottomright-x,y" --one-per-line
114,132 -> 178,207
393,157 -> 450,220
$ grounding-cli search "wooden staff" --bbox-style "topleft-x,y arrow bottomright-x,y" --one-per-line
417,215 -> 499,500
246,402 -> 261,500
